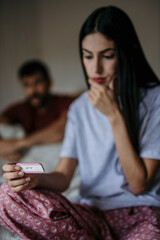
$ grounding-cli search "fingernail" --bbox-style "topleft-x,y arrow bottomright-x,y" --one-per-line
25,177 -> 30,182
15,166 -> 21,170
18,171 -> 24,176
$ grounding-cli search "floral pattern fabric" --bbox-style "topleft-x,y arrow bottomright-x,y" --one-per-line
0,183 -> 160,240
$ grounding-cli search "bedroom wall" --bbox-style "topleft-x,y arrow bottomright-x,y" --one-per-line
0,0 -> 160,111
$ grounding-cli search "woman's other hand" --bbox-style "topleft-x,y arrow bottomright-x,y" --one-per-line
88,78 -> 119,120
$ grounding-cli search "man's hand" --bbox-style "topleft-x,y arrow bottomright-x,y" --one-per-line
0,139 -> 24,156
2,152 -> 22,162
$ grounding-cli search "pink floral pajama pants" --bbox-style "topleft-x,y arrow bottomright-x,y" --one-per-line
0,182 -> 160,240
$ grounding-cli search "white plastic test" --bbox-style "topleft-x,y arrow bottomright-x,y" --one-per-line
16,163 -> 45,173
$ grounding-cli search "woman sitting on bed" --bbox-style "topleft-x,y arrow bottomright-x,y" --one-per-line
0,6 -> 160,240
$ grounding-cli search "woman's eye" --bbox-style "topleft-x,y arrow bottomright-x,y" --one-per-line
103,54 -> 115,59
84,55 -> 93,59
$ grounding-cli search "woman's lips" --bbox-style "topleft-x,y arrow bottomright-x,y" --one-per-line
92,78 -> 105,83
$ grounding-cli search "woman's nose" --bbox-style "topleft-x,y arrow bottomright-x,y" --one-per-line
93,58 -> 102,74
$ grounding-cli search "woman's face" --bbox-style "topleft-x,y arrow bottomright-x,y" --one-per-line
82,32 -> 117,89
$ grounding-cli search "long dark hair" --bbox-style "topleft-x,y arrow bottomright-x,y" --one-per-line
79,6 -> 160,154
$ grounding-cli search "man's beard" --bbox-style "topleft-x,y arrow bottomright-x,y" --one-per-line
27,93 -> 48,108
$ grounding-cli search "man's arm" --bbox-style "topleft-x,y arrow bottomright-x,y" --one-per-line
23,91 -> 83,147
0,91 -> 83,159
22,113 -> 67,147
0,115 -> 10,124
0,113 -> 67,158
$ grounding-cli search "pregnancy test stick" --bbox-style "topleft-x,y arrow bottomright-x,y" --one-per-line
16,163 -> 45,173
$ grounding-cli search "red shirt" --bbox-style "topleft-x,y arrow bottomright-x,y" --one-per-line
1,94 -> 75,134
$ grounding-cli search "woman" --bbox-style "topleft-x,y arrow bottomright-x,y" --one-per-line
0,6 -> 160,240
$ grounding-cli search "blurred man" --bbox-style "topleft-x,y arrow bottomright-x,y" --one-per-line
0,60 -> 78,161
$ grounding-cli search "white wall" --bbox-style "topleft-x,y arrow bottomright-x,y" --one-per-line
0,0 -> 160,111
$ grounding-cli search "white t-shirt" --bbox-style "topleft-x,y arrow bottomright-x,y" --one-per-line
60,86 -> 160,210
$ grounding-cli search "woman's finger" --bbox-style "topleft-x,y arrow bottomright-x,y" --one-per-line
10,175 -> 38,193
8,176 -> 30,188
89,79 -> 105,91
10,183 -> 30,193
2,163 -> 21,172
3,170 -> 24,180
88,91 -> 97,104
90,86 -> 99,96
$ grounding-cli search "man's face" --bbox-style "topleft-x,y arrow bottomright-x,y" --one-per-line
21,72 -> 50,108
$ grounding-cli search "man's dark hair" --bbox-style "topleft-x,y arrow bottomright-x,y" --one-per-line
18,60 -> 51,83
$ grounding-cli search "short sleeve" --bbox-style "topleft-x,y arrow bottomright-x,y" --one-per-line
60,105 -> 77,159
56,95 -> 77,117
1,103 -> 21,123
139,89 -> 160,159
